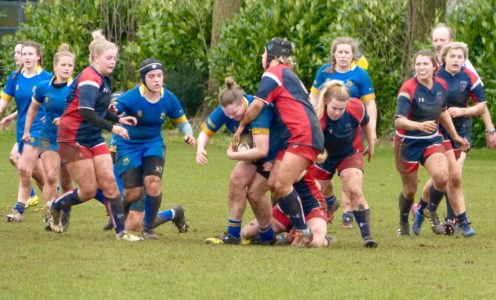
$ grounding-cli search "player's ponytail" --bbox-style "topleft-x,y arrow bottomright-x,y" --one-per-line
54,43 -> 75,66
88,30 -> 118,64
219,77 -> 244,107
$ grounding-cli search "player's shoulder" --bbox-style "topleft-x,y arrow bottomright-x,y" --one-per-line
317,63 -> 333,73
78,66 -> 103,85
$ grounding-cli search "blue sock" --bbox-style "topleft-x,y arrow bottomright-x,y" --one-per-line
428,186 -> 444,212
30,188 -> 36,198
353,209 -> 371,239
52,189 -> 82,211
14,202 -> 26,215
455,211 -> 468,224
153,209 -> 174,228
446,195 -> 455,221
113,167 -> 124,195
277,189 -> 308,231
258,224 -> 274,242
144,194 -> 162,231
227,219 -> 242,238
94,189 -> 105,205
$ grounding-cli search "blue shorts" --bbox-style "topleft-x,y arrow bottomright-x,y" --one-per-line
115,140 -> 165,176
394,134 -> 444,174
17,135 -> 41,154
440,119 -> 472,150
38,138 -> 58,155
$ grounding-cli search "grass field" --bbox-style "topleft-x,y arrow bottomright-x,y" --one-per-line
1,129 -> 495,299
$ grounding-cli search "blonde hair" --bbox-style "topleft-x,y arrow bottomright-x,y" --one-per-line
88,30 -> 118,64
275,56 -> 295,69
54,43 -> 75,65
314,80 -> 350,120
219,77 -> 244,107
440,41 -> 468,65
327,37 -> 358,73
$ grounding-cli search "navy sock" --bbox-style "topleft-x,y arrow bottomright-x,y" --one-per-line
326,195 -> 337,210
417,198 -> 428,214
428,186 -> 444,213
94,189 -> 105,205
52,189 -> 82,211
144,193 -> 162,231
399,193 -> 414,223
342,211 -> 354,223
30,188 -> 36,197
445,194 -> 455,221
258,224 -> 274,242
105,195 -> 125,234
227,219 -> 242,238
353,209 -> 371,239
14,202 -> 26,215
277,189 -> 307,231
455,211 -> 468,224
153,209 -> 174,228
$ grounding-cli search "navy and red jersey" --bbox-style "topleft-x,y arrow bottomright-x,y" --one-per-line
437,66 -> 486,129
321,98 -> 369,158
395,76 -> 448,138
58,66 -> 112,147
255,64 -> 324,152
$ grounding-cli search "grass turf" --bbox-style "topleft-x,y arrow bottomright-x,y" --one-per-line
0,130 -> 495,299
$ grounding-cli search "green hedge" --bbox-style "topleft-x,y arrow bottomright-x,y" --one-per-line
1,0 -> 495,146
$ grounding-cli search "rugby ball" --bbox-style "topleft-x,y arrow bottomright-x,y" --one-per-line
235,133 -> 254,152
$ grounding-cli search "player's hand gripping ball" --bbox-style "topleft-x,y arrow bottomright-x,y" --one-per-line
233,133 -> 254,152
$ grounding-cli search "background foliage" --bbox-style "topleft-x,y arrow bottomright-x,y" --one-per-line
0,0 -> 495,145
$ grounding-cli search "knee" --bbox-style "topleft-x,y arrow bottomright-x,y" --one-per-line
145,178 -> 162,197
402,185 -> 417,199
449,171 -> 462,188
45,173 -> 58,186
124,189 -> 142,202
78,187 -> 97,200
100,178 -> 118,196
433,171 -> 449,190
229,175 -> 246,192
18,166 -> 31,180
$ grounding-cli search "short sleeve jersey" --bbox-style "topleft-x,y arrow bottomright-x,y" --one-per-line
311,64 -> 375,102
114,84 -> 188,144
33,78 -> 71,143
437,66 -> 485,129
256,64 -> 323,151
57,66 -> 112,147
1,67 -> 52,142
395,77 -> 448,138
200,95 -> 272,137
321,98 -> 369,158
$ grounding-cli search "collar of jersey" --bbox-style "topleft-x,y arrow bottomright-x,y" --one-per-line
139,84 -> 164,97
21,65 -> 43,76
243,96 -> 249,109
50,76 -> 73,85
